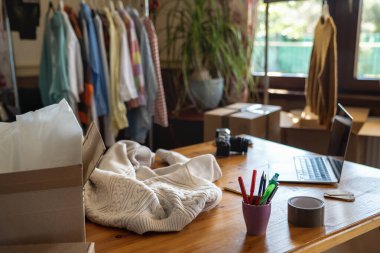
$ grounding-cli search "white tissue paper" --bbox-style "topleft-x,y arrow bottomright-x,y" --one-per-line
0,99 -> 83,173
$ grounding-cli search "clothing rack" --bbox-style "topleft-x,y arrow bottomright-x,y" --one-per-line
0,0 -> 20,120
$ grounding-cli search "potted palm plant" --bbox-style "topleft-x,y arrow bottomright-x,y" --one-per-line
164,0 -> 254,112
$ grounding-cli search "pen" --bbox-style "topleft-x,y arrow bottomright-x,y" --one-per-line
258,172 -> 265,196
256,172 -> 265,205
266,185 -> 279,204
259,173 -> 279,205
248,170 -> 257,204
223,186 -> 243,195
238,176 -> 249,204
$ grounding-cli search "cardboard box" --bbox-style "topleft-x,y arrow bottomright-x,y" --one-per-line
297,107 -> 370,132
281,109 -> 379,168
228,111 -> 267,139
348,117 -> 380,168
0,242 -> 95,253
203,108 -> 237,141
0,123 -> 105,245
203,103 -> 282,142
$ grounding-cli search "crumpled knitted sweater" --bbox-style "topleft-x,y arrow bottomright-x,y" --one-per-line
84,141 -> 222,234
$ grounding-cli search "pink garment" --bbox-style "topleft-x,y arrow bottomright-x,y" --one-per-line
143,18 -> 168,127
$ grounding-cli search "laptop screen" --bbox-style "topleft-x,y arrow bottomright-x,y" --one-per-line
327,104 -> 353,180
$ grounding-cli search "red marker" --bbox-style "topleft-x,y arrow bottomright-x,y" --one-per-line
238,176 -> 249,204
248,170 -> 257,204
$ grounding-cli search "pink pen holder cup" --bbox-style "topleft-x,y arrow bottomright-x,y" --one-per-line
242,198 -> 271,236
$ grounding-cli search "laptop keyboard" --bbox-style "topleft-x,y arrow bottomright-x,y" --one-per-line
296,157 -> 331,181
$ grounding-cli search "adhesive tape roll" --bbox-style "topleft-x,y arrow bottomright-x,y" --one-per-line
288,196 -> 324,227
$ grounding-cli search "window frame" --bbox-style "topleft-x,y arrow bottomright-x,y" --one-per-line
254,0 -> 380,96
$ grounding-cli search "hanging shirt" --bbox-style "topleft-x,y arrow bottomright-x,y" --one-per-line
104,7 -> 128,131
64,6 -> 94,131
99,13 -> 110,65
39,12 -> 70,106
119,9 -> 146,109
81,15 -> 98,128
61,11 -> 84,115
80,3 -> 109,117
94,13 -> 115,146
143,18 -> 168,127
112,10 -> 138,102
128,9 -> 157,118
125,8 -> 158,143
64,6 -> 83,41
306,16 -> 337,128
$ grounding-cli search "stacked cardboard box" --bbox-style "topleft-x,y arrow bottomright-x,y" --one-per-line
204,103 -> 282,142
0,123 -> 105,247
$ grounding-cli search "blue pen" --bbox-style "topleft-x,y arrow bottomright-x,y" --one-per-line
258,172 -> 265,196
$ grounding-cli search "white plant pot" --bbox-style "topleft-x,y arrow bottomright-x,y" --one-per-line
188,78 -> 224,110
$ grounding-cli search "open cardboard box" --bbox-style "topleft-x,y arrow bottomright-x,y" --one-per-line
296,106 -> 370,133
204,103 -> 281,142
0,242 -> 95,253
281,109 -> 380,168
0,123 -> 105,245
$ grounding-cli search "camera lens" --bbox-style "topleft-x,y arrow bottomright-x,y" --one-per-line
230,136 -> 249,154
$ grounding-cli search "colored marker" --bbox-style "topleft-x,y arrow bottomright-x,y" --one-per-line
260,173 -> 280,205
248,170 -> 257,204
238,176 -> 249,204
266,185 -> 279,204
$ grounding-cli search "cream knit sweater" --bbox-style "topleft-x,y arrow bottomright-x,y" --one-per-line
84,141 -> 222,234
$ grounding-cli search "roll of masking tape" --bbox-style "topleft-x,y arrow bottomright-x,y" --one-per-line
288,196 -> 324,227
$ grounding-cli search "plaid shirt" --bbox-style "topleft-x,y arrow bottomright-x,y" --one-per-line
143,18 -> 168,127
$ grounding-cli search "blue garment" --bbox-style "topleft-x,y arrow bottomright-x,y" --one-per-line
39,12 -> 70,106
126,107 -> 150,143
127,9 -> 158,142
79,3 -> 109,116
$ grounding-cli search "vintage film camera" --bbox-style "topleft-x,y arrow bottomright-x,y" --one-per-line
215,128 -> 251,157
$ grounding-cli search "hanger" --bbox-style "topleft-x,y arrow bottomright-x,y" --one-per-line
47,0 -> 56,16
322,0 -> 330,21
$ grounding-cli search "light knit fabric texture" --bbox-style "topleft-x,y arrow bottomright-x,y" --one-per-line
85,141 -> 222,234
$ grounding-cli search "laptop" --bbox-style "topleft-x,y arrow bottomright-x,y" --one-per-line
277,103 -> 353,184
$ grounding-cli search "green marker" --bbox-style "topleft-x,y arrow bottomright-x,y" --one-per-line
259,173 -> 279,205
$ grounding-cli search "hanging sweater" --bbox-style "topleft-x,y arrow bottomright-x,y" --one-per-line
84,141 -> 222,234
306,16 -> 337,128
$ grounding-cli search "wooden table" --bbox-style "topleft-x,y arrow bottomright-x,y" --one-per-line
86,137 -> 380,253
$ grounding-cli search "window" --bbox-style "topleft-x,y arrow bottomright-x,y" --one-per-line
356,0 -> 380,79
252,0 -> 321,77
251,0 -> 380,96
